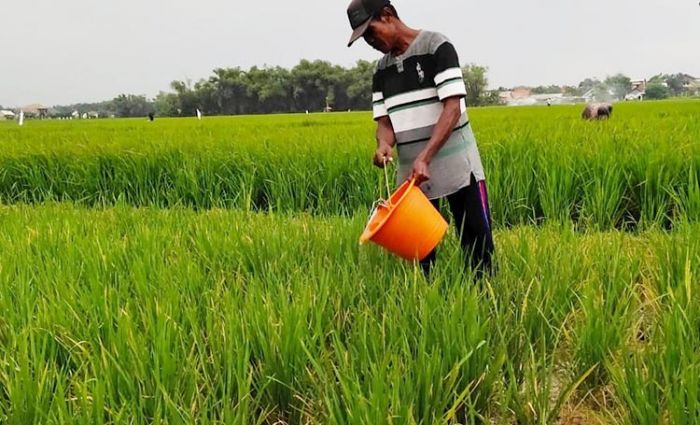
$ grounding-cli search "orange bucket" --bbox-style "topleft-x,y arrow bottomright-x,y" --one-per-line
360,179 -> 448,261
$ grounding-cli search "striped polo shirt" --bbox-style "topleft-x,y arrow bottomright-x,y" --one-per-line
372,30 -> 485,199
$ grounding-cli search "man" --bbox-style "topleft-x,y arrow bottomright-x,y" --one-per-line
347,0 -> 494,276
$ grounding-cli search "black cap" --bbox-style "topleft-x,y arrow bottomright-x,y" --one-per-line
346,0 -> 391,47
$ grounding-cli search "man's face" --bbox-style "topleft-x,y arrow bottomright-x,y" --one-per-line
363,15 -> 395,54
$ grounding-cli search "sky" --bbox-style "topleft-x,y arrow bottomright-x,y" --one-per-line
1,0 -> 698,107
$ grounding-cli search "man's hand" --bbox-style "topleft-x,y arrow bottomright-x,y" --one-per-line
373,143 -> 394,168
409,155 -> 431,185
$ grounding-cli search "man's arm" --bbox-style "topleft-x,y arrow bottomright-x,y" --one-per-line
373,115 -> 396,168
409,36 -> 468,184
409,96 -> 462,183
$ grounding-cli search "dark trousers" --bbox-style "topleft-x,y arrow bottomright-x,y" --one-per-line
420,174 -> 495,277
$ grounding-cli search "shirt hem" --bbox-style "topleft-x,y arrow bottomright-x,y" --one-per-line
425,175 -> 486,200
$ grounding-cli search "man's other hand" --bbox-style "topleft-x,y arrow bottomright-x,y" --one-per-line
373,144 -> 394,168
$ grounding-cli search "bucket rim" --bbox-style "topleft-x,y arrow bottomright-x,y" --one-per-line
359,178 -> 416,243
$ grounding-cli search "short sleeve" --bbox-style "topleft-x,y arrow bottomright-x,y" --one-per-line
433,42 -> 467,101
372,71 -> 388,120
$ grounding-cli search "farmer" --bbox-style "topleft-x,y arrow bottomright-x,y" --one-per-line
347,0 -> 494,276
582,103 -> 613,120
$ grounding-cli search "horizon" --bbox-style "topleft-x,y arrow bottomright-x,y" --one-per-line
1,64 -> 698,110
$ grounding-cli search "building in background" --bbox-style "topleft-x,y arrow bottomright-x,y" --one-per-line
625,79 -> 647,101
683,77 -> 700,96
21,104 -> 49,119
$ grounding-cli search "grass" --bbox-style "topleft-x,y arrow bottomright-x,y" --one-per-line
0,102 -> 699,229
0,204 -> 699,424
1,100 -> 699,423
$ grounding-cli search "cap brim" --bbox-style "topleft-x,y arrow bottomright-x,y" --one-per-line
347,18 -> 372,47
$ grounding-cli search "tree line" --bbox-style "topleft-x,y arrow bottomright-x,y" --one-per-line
40,64 -> 698,119
53,60 -> 375,118
519,73 -> 698,101
47,61 -> 498,118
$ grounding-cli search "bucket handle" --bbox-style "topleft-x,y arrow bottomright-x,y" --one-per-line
381,159 -> 418,208
364,160 -> 396,231
382,157 -> 392,202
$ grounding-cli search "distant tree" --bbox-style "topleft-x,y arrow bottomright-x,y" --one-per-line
169,80 -> 200,116
605,74 -> 632,100
48,60 -> 510,117
462,64 -> 489,106
531,85 -> 562,94
208,68 -> 251,115
112,94 -> 153,118
48,101 -> 114,118
562,85 -> 581,96
648,74 -> 665,84
578,78 -> 600,93
245,66 -> 294,113
50,105 -> 73,118
664,75 -> 684,96
482,90 -> 504,106
645,83 -> 671,100
345,60 -> 375,110
154,91 -> 179,116
289,60 -> 341,112
660,73 -> 695,96
193,79 -> 218,114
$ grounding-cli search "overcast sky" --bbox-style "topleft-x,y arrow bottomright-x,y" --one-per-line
1,0 -> 698,106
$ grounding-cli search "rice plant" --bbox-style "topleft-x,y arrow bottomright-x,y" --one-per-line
1,101 -> 699,229
1,204 -> 699,423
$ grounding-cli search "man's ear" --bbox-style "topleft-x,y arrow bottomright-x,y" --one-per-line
378,7 -> 394,23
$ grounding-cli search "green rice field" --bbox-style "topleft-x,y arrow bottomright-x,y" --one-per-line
1,100 -> 699,424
